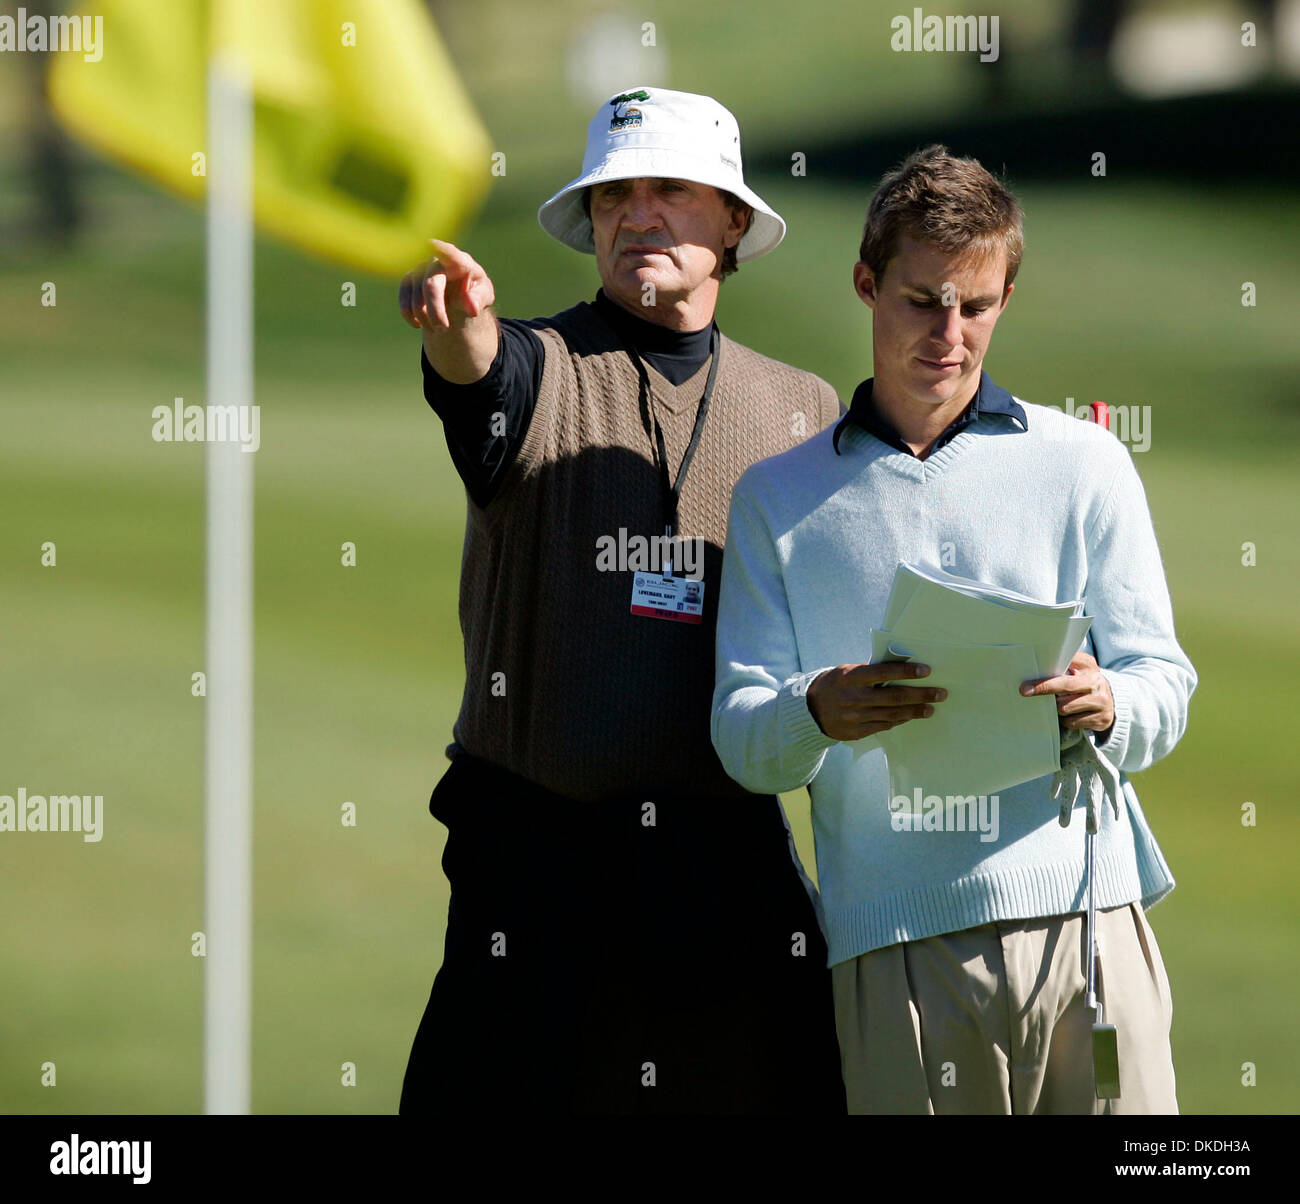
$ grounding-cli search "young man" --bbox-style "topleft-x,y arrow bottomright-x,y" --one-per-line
711,146 -> 1195,1114
396,87 -> 845,1113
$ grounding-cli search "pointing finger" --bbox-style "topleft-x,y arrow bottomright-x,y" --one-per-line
428,238 -> 474,278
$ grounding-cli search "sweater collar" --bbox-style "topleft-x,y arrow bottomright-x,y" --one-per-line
832,370 -> 1027,457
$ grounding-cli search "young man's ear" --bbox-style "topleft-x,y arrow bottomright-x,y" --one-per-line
853,261 -> 879,309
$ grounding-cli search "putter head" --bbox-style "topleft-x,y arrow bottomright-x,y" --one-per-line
1092,1022 -> 1121,1099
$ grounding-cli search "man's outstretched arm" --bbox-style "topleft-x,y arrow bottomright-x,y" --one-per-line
399,238 -> 499,382
398,240 -> 543,508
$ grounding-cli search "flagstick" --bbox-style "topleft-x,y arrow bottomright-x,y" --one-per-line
204,49 -> 254,1116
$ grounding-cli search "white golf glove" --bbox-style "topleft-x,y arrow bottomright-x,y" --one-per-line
1053,728 -> 1123,834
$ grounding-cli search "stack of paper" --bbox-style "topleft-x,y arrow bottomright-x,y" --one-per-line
853,563 -> 1092,800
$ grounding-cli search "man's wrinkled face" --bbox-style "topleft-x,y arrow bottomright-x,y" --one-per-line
855,232 -> 1012,411
589,177 -> 746,316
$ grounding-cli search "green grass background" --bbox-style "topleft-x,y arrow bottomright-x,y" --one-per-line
2,0 -> 1298,1113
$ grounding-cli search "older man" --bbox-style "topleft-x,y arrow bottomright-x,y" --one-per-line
396,87 -> 845,1113
712,146 -> 1195,1113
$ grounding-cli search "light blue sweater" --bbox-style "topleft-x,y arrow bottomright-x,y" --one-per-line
710,375 -> 1196,967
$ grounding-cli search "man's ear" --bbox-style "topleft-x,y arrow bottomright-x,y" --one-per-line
724,203 -> 752,249
999,281 -> 1015,312
853,261 -> 879,308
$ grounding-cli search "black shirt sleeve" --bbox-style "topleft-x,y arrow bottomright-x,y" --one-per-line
420,317 -> 545,509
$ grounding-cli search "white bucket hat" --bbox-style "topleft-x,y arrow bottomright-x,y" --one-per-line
537,86 -> 785,263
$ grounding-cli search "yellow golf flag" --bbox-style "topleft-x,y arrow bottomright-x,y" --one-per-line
48,0 -> 492,275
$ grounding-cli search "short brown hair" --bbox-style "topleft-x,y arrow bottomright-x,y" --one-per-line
858,145 -> 1023,290
581,185 -> 753,279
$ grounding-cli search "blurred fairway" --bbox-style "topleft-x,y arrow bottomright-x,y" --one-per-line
3,0 -> 1299,1112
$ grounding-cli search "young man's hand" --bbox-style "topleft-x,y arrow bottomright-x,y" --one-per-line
805,662 -> 946,741
1020,650 -> 1115,736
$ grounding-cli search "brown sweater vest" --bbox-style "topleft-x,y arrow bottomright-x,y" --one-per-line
448,300 -> 841,801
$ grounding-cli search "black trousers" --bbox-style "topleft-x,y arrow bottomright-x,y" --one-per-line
399,755 -> 847,1114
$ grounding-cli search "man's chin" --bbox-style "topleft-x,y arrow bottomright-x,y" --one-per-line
910,384 -> 958,407
605,269 -> 682,309
625,263 -> 674,288
909,372 -> 976,408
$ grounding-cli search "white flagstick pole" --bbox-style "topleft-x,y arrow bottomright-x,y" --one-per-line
204,46 -> 254,1115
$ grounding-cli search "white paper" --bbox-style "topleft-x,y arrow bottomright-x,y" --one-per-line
886,563 -> 1091,676
891,562 -> 1082,614
849,563 -> 1093,796
872,635 -> 1061,799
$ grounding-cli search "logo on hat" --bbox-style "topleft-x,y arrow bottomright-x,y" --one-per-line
609,89 -> 649,131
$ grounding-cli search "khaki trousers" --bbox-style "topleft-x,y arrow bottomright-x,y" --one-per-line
832,903 -> 1177,1114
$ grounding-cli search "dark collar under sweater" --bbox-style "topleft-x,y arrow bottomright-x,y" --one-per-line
591,289 -> 715,386
833,370 -> 1028,459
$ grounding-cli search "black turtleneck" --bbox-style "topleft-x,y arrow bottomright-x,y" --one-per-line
590,289 -> 714,384
421,291 -> 715,508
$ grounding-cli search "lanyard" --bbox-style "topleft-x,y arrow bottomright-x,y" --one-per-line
622,325 -> 721,546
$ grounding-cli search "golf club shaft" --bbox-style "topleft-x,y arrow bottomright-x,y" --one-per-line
1086,828 -> 1098,1013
